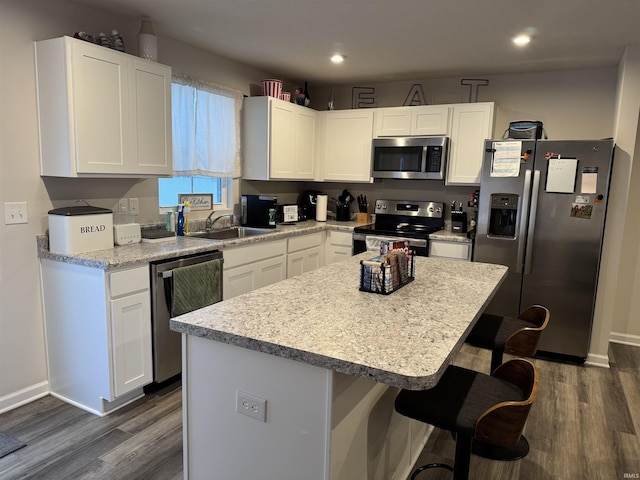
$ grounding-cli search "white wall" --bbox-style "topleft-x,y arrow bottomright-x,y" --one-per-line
598,46 -> 640,351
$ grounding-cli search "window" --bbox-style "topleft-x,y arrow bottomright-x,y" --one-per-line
158,176 -> 228,208
159,75 -> 243,210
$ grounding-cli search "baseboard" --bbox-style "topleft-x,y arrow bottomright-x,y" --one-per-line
585,352 -> 610,368
0,381 -> 49,415
609,332 -> 640,347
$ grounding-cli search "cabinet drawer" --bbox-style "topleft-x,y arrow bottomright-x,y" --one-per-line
287,232 -> 324,253
327,231 -> 353,247
429,240 -> 472,261
109,265 -> 150,297
223,239 -> 287,268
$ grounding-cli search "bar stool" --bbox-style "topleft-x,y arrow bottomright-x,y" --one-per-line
465,305 -> 551,373
395,358 -> 538,480
463,304 -> 549,461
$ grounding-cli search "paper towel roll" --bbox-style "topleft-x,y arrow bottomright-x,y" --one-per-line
315,194 -> 328,222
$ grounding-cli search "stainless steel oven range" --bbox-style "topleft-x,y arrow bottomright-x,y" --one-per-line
353,199 -> 444,256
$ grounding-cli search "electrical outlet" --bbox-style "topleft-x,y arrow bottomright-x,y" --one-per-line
129,198 -> 139,215
118,198 -> 129,212
236,390 -> 267,422
4,202 -> 28,225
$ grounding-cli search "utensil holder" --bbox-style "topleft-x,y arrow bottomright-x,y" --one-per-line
336,205 -> 350,221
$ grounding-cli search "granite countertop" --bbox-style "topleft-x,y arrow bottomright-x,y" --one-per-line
170,254 -> 508,390
37,220 -> 361,270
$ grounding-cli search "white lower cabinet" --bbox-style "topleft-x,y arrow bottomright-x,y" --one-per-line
287,232 -> 325,278
222,239 -> 287,299
110,291 -> 152,397
325,230 -> 353,264
429,238 -> 473,261
40,260 -> 152,416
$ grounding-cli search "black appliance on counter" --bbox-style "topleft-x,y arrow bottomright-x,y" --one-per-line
298,190 -> 324,221
353,199 -> 444,256
241,195 -> 277,228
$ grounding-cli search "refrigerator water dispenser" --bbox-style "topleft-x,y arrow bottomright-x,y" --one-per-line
488,194 -> 518,237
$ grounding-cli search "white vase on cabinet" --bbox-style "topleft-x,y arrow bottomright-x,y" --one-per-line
137,18 -> 158,61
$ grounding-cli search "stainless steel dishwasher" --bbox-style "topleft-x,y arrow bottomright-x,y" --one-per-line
150,250 -> 223,383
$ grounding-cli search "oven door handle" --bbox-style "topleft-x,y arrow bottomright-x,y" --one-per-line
364,235 -> 427,248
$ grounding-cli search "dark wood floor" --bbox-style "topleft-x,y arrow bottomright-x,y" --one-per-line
0,342 -> 638,480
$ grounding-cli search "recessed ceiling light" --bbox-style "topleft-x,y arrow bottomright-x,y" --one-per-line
330,54 -> 345,64
512,34 -> 531,46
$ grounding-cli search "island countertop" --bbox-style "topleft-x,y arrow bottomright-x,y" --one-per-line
171,254 -> 507,390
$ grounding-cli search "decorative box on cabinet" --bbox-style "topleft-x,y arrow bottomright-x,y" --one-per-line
446,102 -> 495,185
243,96 -> 316,180
40,261 -> 152,416
34,36 -> 172,177
322,109 -> 374,182
374,105 -> 450,137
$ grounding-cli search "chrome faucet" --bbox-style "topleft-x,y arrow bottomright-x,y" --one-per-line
205,212 -> 235,231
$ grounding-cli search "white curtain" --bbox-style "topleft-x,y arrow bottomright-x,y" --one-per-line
171,74 -> 243,178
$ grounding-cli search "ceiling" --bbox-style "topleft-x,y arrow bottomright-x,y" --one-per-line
72,0 -> 640,85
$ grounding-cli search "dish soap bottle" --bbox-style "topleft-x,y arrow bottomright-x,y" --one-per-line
177,204 -> 185,236
183,201 -> 191,235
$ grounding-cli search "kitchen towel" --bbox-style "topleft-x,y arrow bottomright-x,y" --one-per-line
315,195 -> 328,222
171,259 -> 222,317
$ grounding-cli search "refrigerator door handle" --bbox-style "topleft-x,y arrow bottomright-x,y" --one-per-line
524,170 -> 541,274
516,169 -> 533,274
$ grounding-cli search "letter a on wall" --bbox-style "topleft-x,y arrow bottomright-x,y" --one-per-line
403,84 -> 427,106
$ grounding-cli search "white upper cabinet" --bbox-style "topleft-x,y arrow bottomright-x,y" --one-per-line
374,105 -> 450,137
243,96 -> 316,180
446,102 -> 495,185
34,36 -> 172,177
321,109 -> 374,182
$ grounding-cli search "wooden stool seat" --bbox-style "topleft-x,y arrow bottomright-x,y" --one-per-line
395,358 -> 538,480
466,305 -> 550,373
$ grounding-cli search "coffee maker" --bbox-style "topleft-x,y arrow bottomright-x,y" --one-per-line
241,195 -> 278,228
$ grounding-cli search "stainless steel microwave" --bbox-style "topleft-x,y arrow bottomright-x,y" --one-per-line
371,136 -> 449,180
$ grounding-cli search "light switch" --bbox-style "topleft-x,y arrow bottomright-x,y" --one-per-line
4,202 -> 28,225
129,198 -> 139,215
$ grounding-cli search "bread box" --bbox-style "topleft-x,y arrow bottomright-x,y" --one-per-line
48,205 -> 114,254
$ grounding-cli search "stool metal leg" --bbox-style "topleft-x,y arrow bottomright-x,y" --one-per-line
453,433 -> 473,480
409,463 -> 453,480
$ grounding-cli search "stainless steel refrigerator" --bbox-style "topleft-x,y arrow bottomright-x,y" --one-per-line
474,138 -> 614,361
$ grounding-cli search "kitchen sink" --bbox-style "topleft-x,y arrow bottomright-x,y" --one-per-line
189,227 -> 275,240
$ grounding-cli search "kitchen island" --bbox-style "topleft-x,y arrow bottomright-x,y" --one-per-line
171,254 -> 508,480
